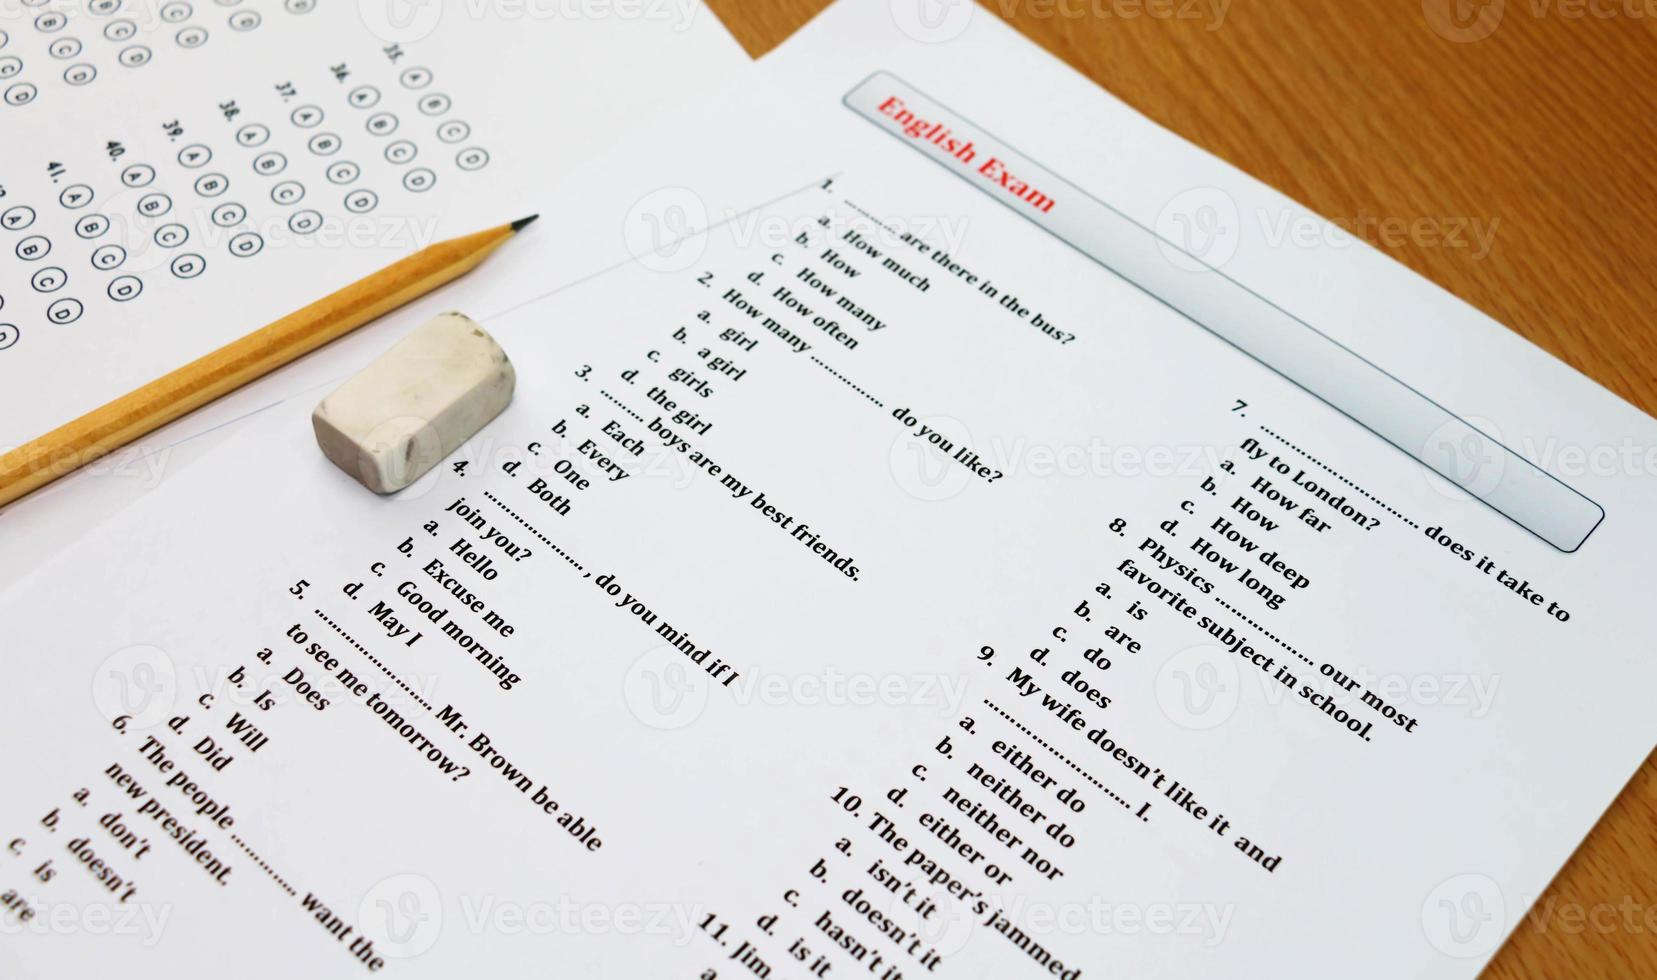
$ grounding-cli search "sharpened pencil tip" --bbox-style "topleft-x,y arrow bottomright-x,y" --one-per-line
510,213 -> 540,233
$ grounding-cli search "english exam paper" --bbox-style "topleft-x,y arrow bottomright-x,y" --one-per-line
2,7 -> 1655,980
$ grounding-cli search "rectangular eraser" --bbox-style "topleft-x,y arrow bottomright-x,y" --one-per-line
312,312 -> 515,493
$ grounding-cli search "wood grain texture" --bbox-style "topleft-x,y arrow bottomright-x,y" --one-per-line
705,2 -> 1657,977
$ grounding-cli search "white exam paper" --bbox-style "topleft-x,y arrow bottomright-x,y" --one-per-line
1,4 -> 1652,979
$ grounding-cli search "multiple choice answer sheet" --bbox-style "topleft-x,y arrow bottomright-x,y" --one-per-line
1,2 -> 1654,977
0,0 -> 746,448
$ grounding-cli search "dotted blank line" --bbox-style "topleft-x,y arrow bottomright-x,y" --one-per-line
600,389 -> 646,424
315,609 -> 433,712
982,699 -> 1132,811
1259,425 -> 1419,529
229,834 -> 298,897
1212,595 -> 1316,668
810,356 -> 884,408
483,491 -> 585,572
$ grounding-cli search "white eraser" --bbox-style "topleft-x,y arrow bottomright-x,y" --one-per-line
312,312 -> 515,494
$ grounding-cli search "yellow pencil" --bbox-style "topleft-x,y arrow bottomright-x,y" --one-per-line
0,214 -> 538,508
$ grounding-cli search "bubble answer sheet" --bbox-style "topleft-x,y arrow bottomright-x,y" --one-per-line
1,1 -> 1654,977
0,0 -> 747,449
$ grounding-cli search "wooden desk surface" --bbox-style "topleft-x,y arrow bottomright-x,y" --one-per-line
705,2 -> 1657,977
